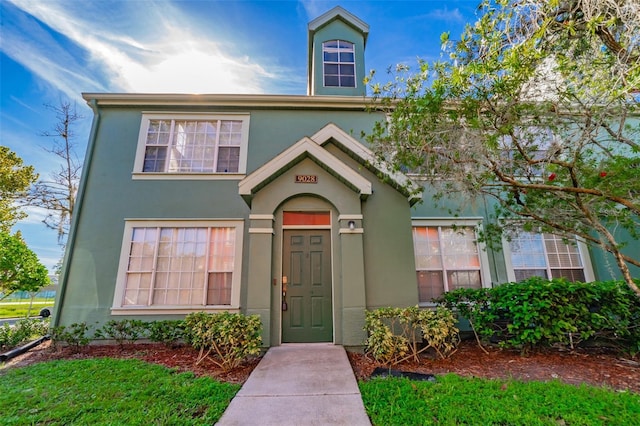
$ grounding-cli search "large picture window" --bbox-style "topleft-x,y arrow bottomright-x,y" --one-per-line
323,40 -> 355,88
113,221 -> 243,313
412,221 -> 489,304
506,231 -> 591,282
134,114 -> 249,178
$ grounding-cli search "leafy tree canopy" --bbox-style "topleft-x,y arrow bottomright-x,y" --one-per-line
367,0 -> 640,295
0,146 -> 38,233
0,231 -> 50,300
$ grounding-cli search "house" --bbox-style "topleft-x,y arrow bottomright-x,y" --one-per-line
53,6 -> 629,348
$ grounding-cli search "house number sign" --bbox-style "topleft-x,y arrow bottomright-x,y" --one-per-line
295,175 -> 318,183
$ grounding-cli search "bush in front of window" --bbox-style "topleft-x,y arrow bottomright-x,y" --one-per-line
51,322 -> 92,351
364,306 -> 460,366
94,319 -> 149,346
146,320 -> 187,348
184,311 -> 262,371
437,277 -> 640,355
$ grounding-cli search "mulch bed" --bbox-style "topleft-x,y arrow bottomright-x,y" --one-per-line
4,339 -> 639,393
347,340 -> 640,393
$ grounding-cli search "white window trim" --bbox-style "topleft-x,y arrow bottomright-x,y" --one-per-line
111,219 -> 244,315
322,40 -> 357,89
412,218 -> 492,306
132,112 -> 250,180
502,231 -> 595,283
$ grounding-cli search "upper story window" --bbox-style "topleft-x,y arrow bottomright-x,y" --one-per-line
412,220 -> 491,304
323,40 -> 355,88
505,230 -> 593,283
134,114 -> 249,179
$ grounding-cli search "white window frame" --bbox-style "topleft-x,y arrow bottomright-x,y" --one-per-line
112,220 -> 244,315
133,113 -> 250,180
503,230 -> 595,283
322,40 -> 356,88
412,218 -> 492,306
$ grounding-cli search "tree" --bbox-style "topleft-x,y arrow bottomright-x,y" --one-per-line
0,147 -> 38,233
367,0 -> 640,295
0,231 -> 50,300
31,101 -> 83,245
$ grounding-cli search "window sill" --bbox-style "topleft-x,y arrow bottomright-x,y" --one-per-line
132,172 -> 245,181
111,306 -> 240,315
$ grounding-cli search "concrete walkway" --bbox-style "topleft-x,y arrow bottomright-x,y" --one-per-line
216,343 -> 371,425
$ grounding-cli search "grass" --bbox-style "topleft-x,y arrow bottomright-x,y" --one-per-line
0,299 -> 55,319
360,374 -> 640,425
0,358 -> 240,425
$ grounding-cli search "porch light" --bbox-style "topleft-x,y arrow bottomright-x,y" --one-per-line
348,220 -> 356,230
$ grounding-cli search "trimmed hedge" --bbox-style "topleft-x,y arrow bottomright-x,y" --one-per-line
364,306 -> 460,365
436,277 -> 640,354
49,312 -> 263,369
184,311 -> 262,371
1,318 -> 49,350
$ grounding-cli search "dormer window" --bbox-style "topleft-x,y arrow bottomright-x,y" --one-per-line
323,40 -> 355,88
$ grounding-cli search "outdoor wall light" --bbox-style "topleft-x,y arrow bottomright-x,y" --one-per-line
348,220 -> 356,230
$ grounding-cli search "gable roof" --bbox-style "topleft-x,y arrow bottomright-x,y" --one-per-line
238,136 -> 372,205
308,6 -> 370,42
238,123 -> 421,205
311,123 -> 422,204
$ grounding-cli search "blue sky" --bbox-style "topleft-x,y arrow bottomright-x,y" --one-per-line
1,0 -> 479,270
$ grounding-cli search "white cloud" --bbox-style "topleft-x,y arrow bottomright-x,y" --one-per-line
421,7 -> 464,23
1,6 -> 103,104
17,206 -> 51,225
300,0 -> 358,22
5,0 -> 280,95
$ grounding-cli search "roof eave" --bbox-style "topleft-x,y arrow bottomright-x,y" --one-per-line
81,93 -> 375,109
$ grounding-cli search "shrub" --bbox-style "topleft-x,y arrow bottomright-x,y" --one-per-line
147,320 -> 186,347
364,306 -> 459,366
0,318 -> 49,351
184,311 -> 262,371
94,319 -> 148,346
437,278 -> 640,353
50,322 -> 91,351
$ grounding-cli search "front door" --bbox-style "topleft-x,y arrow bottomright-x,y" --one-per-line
282,230 -> 332,342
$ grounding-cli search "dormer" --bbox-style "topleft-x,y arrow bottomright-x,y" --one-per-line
307,6 -> 369,97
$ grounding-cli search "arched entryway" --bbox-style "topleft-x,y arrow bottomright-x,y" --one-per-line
238,123 -> 419,347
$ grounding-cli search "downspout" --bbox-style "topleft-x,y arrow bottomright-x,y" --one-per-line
52,99 -> 100,327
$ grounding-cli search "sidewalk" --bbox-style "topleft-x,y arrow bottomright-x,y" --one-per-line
216,343 -> 371,426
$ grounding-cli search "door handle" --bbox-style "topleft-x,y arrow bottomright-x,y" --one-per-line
282,276 -> 288,311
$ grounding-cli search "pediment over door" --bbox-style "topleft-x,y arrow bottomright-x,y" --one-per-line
238,123 -> 421,206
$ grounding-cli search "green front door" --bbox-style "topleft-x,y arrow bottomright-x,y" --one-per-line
282,230 -> 333,342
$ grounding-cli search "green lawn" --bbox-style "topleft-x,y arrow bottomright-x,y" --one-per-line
0,299 -> 55,319
4,357 -> 639,425
360,374 -> 640,425
0,358 -> 240,425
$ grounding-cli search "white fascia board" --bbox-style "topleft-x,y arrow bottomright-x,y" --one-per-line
81,93 -> 372,109
238,137 -> 372,196
310,123 -> 422,201
307,6 -> 370,35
